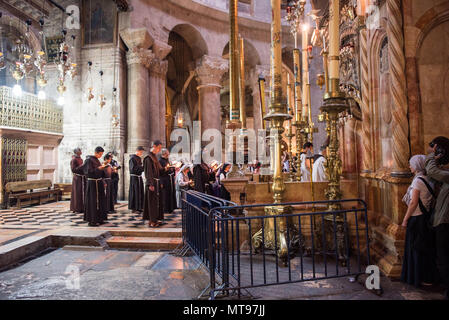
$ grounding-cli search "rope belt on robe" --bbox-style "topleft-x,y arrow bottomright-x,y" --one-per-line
88,178 -> 102,210
130,174 -> 143,179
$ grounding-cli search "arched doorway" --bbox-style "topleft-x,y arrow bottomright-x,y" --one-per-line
418,20 -> 449,146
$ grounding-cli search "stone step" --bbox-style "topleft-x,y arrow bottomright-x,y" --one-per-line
106,236 -> 182,250
108,228 -> 182,238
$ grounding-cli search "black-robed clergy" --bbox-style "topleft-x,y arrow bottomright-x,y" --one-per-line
143,141 -> 163,227
70,148 -> 85,213
83,147 -> 107,226
103,154 -> 114,214
128,147 -> 145,212
110,156 -> 120,205
159,149 -> 175,214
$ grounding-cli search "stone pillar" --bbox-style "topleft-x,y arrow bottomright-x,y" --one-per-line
387,0 -> 410,176
149,40 -> 172,146
358,23 -> 373,172
195,55 -> 228,136
121,28 -> 154,153
126,47 -> 154,152
121,28 -> 154,200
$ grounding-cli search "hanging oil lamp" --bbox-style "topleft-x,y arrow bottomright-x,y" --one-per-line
111,114 -> 120,127
98,70 -> 106,108
86,61 -> 94,102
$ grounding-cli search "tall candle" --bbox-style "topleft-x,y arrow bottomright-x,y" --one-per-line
357,0 -> 367,16
293,49 -> 302,123
329,0 -> 340,80
302,24 -> 309,121
271,0 -> 283,108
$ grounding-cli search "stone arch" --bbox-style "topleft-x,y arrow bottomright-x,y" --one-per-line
417,19 -> 449,147
170,24 -> 208,60
221,39 -> 261,68
413,0 -> 449,59
0,14 -> 42,53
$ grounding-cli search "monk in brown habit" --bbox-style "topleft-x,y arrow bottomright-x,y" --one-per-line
70,148 -> 85,213
103,153 -> 114,215
143,140 -> 164,227
83,146 -> 107,226
128,146 -> 145,212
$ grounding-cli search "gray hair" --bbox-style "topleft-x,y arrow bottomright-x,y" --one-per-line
73,147 -> 81,154
161,148 -> 169,156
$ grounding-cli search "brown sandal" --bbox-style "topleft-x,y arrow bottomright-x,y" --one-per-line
149,222 -> 161,228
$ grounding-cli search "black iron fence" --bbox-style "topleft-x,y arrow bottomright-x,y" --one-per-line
181,190 -> 370,300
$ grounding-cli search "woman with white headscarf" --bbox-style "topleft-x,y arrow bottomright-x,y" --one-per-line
175,164 -> 192,208
400,155 -> 437,287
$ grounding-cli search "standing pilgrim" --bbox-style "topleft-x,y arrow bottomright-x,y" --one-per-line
143,140 -> 164,227
103,153 -> 114,215
83,146 -> 107,226
70,148 -> 85,213
312,146 -> 328,182
300,142 -> 314,182
159,148 -> 176,215
128,146 -> 145,213
193,161 -> 212,194
175,164 -> 192,208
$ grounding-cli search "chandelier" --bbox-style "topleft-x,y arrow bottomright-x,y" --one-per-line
285,0 -> 307,36
56,30 -> 77,104
0,4 -> 81,102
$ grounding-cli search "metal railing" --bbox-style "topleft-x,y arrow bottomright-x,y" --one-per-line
0,86 -> 63,134
181,191 -> 371,300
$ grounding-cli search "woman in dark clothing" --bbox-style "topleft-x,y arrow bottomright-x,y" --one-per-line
83,147 -> 107,226
214,163 -> 231,201
193,162 -> 211,194
400,155 -> 437,287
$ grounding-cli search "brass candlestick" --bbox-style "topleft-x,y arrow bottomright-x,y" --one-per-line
252,0 -> 299,266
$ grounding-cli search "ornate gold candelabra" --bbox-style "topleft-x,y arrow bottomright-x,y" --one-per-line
252,0 -> 299,266
317,0 -> 349,264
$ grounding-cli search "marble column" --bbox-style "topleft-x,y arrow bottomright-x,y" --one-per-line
121,28 -> 154,153
195,55 -> 228,136
125,48 -> 154,152
149,40 -> 172,146
358,21 -> 373,172
387,0 -> 410,176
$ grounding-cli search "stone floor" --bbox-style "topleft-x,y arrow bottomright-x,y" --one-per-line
0,247 -> 445,300
0,249 -> 209,300
0,201 -> 181,229
0,202 -> 446,300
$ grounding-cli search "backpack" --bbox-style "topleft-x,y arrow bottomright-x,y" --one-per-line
413,177 -> 437,253
417,177 -> 437,225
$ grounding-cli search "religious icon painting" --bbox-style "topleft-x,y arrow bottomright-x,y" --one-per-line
81,0 -> 118,46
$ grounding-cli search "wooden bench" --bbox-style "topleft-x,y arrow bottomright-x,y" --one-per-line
5,180 -> 62,209
54,183 -> 72,201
